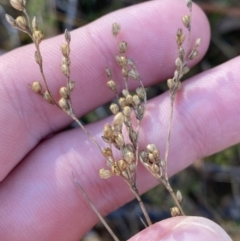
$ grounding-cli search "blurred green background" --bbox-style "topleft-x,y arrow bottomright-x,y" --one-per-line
1,0 -> 240,240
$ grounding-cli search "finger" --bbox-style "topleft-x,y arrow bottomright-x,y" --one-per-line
1,56 -> 240,240
0,0 -> 210,180
129,216 -> 232,241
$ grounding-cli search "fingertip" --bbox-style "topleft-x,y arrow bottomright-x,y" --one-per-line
129,216 -> 231,241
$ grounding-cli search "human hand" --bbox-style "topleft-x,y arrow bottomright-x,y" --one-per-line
0,0 -> 236,240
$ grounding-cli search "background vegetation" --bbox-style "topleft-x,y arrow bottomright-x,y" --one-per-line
1,0 -> 240,240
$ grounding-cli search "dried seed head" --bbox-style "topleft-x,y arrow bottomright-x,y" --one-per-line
30,81 -> 42,94
68,80 -> 75,92
99,168 -> 112,179
113,112 -> 125,128
128,69 -> 139,80
186,0 -> 192,9
109,103 -> 119,115
123,151 -> 134,164
107,80 -> 116,93
43,90 -> 54,104
117,159 -> 127,171
15,16 -> 28,31
102,147 -> 112,158
182,65 -> 190,75
167,78 -> 174,90
105,67 -> 112,78
126,94 -> 133,105
61,64 -> 69,76
106,156 -> 114,167
129,130 -> 137,144
176,28 -> 185,46
122,67 -> 128,77
136,87 -> 146,100
112,22 -> 121,36
133,94 -> 141,106
147,144 -> 157,154
176,190 -> 183,204
195,38 -> 201,48
118,41 -> 128,53
118,97 -> 126,108
151,164 -> 160,174
148,153 -> 155,163
122,89 -> 130,98
115,55 -> 127,66
139,151 -> 149,163
59,87 -> 69,99
135,104 -> 145,120
175,57 -> 182,67
33,30 -> 44,44
115,133 -> 125,148
10,0 -> 26,11
188,49 -> 198,60
182,15 -> 191,29
64,29 -> 71,42
122,106 -> 131,117
129,163 -> 136,173
61,43 -> 70,57
171,207 -> 181,217
5,14 -> 16,28
32,16 -> 38,31
59,97 -> 69,111
178,46 -> 185,60
111,164 -> 120,176
103,123 -> 113,140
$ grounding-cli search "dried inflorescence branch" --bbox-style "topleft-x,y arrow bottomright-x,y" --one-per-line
99,22 -> 151,226
140,0 -> 200,216
6,0 -> 203,238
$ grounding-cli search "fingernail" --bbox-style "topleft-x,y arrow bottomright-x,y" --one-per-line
162,217 -> 231,241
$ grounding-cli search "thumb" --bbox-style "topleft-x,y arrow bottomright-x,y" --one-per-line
128,216 -> 232,241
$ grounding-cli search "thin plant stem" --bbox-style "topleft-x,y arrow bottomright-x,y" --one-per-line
129,182 -> 152,226
68,112 -> 103,153
166,183 -> 185,215
72,172 -> 120,241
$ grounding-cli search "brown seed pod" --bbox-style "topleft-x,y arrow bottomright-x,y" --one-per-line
118,41 -> 128,54
122,106 -> 131,117
5,14 -> 16,28
113,112 -> 125,127
117,159 -> 127,172
15,16 -> 28,31
107,80 -> 116,93
30,81 -> 42,94
59,97 -> 69,111
109,103 -> 119,115
10,0 -> 26,11
103,123 -> 113,140
102,147 -> 112,158
59,87 -> 69,99
64,29 -> 71,42
43,90 -> 54,104
170,207 -> 181,217
61,44 -> 70,57
136,87 -> 146,100
33,30 -> 44,44
68,81 -> 75,92
112,23 -> 121,36
182,15 -> 191,29
99,168 -> 112,179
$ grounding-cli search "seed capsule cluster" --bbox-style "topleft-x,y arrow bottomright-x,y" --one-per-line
99,23 -> 146,185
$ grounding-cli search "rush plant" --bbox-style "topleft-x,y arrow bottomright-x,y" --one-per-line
5,0 -> 201,240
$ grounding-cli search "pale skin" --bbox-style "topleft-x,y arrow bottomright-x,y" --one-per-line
0,0 -> 237,240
